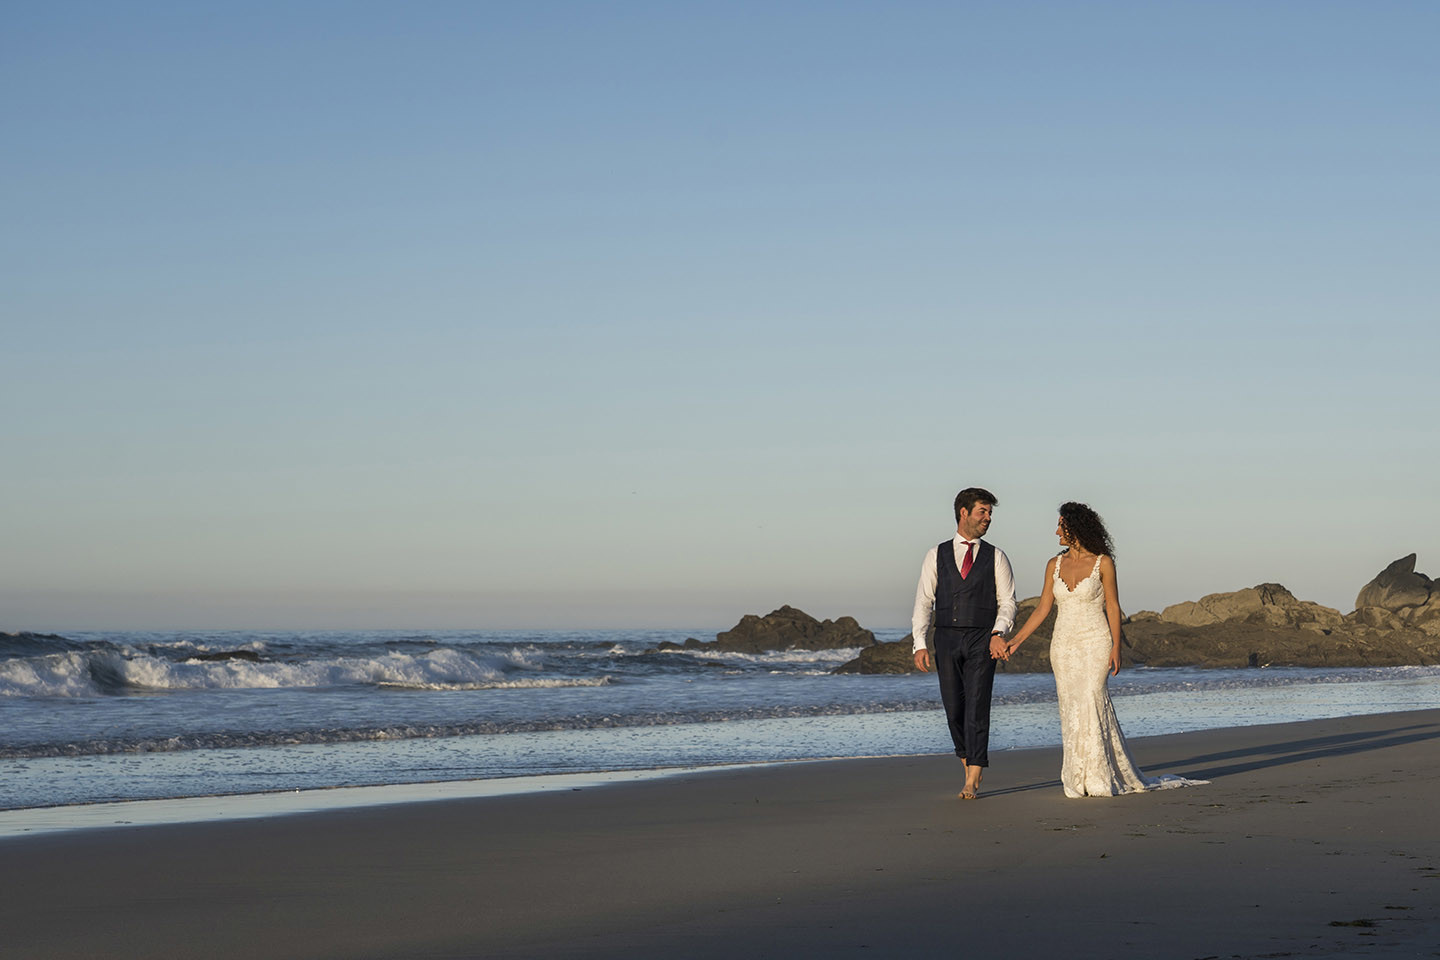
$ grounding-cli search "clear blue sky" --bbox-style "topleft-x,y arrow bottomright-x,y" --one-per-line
4,1 -> 1437,630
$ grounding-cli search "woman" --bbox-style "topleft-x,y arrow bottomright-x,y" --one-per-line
1005,502 -> 1205,798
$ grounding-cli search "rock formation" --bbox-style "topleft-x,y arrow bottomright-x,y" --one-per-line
654,605 -> 875,655
1158,583 -> 1344,631
833,555 -> 1440,673
1349,554 -> 1440,635
830,637 -> 915,674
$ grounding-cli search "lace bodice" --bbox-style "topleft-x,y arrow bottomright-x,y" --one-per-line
1052,551 -> 1108,636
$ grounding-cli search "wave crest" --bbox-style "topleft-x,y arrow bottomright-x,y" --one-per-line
0,646 -> 543,698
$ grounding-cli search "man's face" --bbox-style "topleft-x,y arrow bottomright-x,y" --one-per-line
958,502 -> 993,540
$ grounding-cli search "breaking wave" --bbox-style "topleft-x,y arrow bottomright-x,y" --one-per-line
0,642 -> 547,698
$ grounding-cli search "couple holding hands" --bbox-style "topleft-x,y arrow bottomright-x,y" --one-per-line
912,487 -> 1205,800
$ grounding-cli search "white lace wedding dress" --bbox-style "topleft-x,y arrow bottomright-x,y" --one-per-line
1050,553 -> 1207,798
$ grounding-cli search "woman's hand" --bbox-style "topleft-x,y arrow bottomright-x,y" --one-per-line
989,634 -> 1009,660
1109,647 -> 1122,676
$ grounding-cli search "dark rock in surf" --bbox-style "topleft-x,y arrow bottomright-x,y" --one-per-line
712,605 -> 874,653
831,638 -> 913,674
652,638 -> 704,651
650,607 -> 874,655
188,650 -> 264,662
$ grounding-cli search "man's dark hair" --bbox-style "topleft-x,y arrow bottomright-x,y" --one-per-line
954,487 -> 998,522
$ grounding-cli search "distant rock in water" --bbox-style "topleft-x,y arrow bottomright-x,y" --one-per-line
715,605 -> 874,652
652,605 -> 875,654
187,650 -> 264,662
833,554 -> 1440,673
832,637 -> 915,674
652,638 -> 705,651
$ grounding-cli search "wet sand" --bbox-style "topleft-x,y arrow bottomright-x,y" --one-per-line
3,709 -> 1438,959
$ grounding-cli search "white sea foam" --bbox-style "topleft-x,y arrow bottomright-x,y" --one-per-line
0,646 -> 543,698
650,647 -> 863,664
0,652 -> 101,698
150,638 -> 270,655
376,677 -> 614,691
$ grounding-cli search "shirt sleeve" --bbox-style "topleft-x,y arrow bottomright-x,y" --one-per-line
991,547 -> 1018,636
911,546 -> 939,653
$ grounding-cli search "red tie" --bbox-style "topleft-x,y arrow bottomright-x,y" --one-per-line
959,540 -> 973,579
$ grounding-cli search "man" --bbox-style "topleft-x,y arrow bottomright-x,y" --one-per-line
912,487 -> 1018,799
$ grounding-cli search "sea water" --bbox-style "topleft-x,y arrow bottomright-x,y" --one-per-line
3,628 -> 1438,811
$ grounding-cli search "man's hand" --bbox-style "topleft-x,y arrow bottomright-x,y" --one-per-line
989,634 -> 1009,660
913,649 -> 932,672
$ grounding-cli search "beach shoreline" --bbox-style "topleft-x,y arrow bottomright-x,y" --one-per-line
0,756 -> 920,840
4,708 -> 1438,959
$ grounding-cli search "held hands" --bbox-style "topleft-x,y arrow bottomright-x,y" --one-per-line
921,637 -> 1021,666
988,634 -> 1010,661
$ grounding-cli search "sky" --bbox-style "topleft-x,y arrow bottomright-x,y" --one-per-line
3,1 -> 1437,631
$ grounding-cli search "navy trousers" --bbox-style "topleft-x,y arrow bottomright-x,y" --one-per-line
933,625 -> 997,767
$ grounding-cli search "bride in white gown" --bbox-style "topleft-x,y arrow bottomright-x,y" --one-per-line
1004,502 -> 1206,798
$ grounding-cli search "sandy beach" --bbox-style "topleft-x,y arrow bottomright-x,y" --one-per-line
4,709 -> 1438,959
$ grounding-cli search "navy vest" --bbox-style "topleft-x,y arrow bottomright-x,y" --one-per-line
934,539 -> 998,629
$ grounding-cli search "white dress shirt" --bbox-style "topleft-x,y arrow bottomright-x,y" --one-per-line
911,534 -> 1019,653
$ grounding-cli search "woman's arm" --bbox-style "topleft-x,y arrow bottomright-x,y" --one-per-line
1005,558 -> 1057,653
1100,555 -> 1123,676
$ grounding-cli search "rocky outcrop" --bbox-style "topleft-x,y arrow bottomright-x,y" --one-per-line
1357,554 -> 1434,609
715,605 -> 874,652
1158,583 -> 1345,630
654,605 -> 875,655
832,637 -> 916,674
1127,620 -> 1437,668
1350,554 -> 1440,636
1070,564 -> 1438,668
1132,557 -> 1440,665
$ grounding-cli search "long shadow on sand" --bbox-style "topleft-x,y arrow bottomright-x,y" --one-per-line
1148,721 -> 1440,781
983,722 -> 1440,797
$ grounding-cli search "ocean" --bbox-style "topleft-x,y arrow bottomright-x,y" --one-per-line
3,628 -> 1439,812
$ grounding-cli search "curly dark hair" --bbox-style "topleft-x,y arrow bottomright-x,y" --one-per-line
954,487 -> 997,522
1058,501 -> 1115,557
